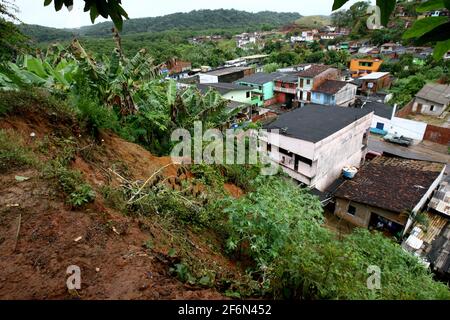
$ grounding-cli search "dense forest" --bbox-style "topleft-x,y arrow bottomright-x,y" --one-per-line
19,9 -> 301,42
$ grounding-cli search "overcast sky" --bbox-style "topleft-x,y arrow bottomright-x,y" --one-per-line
14,0 -> 371,29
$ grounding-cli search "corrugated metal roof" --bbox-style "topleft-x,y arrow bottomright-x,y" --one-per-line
429,180 -> 450,217
415,83 -> 450,106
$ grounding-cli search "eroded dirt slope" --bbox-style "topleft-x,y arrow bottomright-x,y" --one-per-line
0,107 -> 241,300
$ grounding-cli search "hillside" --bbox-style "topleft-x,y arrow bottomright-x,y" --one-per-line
19,9 -> 302,42
294,15 -> 331,29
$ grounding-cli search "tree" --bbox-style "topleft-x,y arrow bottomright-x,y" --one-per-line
0,0 -> 28,61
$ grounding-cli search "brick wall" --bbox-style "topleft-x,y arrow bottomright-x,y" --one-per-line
395,100 -> 414,118
424,125 -> 450,145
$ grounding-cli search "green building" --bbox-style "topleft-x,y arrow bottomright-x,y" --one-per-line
235,72 -> 285,107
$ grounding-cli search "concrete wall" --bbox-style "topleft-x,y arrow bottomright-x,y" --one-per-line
388,117 -> 427,141
334,84 -> 357,106
311,92 -> 334,105
412,98 -> 446,116
259,112 -> 373,192
222,90 -> 253,105
371,115 -> 391,131
312,112 -> 373,191
335,198 -> 408,228
199,74 -> 218,84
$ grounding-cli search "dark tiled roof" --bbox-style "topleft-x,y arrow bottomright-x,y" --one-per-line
227,100 -> 251,110
236,72 -> 285,85
197,83 -> 251,95
264,104 -> 373,143
276,73 -> 299,83
313,80 -> 351,95
203,66 -> 251,77
335,157 -> 445,213
297,65 -> 332,78
360,101 -> 393,119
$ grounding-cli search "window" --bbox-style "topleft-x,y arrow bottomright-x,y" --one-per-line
306,79 -> 311,85
300,79 -> 304,88
348,205 -> 356,216
376,122 -> 384,130
246,92 -> 250,98
267,144 -> 272,152
279,147 -> 293,156
296,154 -> 313,166
430,105 -> 435,111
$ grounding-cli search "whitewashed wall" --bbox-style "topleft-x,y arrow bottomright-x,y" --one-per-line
388,117 -> 427,141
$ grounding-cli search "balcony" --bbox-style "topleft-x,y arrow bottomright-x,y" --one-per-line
274,86 -> 296,95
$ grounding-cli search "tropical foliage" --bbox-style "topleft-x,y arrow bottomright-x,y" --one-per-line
223,176 -> 450,299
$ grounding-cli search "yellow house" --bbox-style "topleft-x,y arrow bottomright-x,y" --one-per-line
349,58 -> 383,78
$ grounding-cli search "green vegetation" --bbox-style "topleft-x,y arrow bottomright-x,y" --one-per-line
0,129 -> 37,173
384,54 -> 450,107
0,0 -> 29,61
223,175 -> 450,299
295,15 -> 332,29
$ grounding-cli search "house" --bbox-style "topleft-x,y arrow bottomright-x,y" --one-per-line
412,83 -> 450,116
196,82 -> 256,107
358,100 -> 395,134
335,157 -> 446,237
225,54 -> 269,68
235,72 -> 285,107
199,67 -> 254,84
311,80 -> 357,106
261,105 -> 373,192
297,65 -> 340,105
349,58 -> 383,78
162,59 -> 192,80
273,73 -> 300,107
358,72 -> 392,94
402,175 -> 450,278
226,101 -> 253,122
380,42 -> 402,54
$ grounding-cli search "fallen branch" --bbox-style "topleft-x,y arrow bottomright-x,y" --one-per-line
13,213 -> 21,253
128,163 -> 175,204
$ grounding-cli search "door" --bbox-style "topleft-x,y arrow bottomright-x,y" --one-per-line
417,103 -> 423,113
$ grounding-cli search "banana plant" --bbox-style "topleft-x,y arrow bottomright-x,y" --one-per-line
0,54 -> 77,91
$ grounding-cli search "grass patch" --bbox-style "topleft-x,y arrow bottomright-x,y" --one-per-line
0,129 -> 37,173
41,137 -> 95,208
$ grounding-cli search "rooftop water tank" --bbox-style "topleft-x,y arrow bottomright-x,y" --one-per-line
343,166 -> 358,179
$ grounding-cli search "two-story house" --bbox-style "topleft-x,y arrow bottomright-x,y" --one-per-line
261,105 -> 373,192
311,80 -> 357,106
235,72 -> 285,107
349,58 -> 383,78
297,65 -> 340,105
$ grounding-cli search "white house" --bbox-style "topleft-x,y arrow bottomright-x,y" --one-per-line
359,101 -> 427,141
412,83 -> 450,116
261,105 -> 373,192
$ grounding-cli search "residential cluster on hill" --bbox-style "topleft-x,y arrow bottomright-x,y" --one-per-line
166,49 -> 450,279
